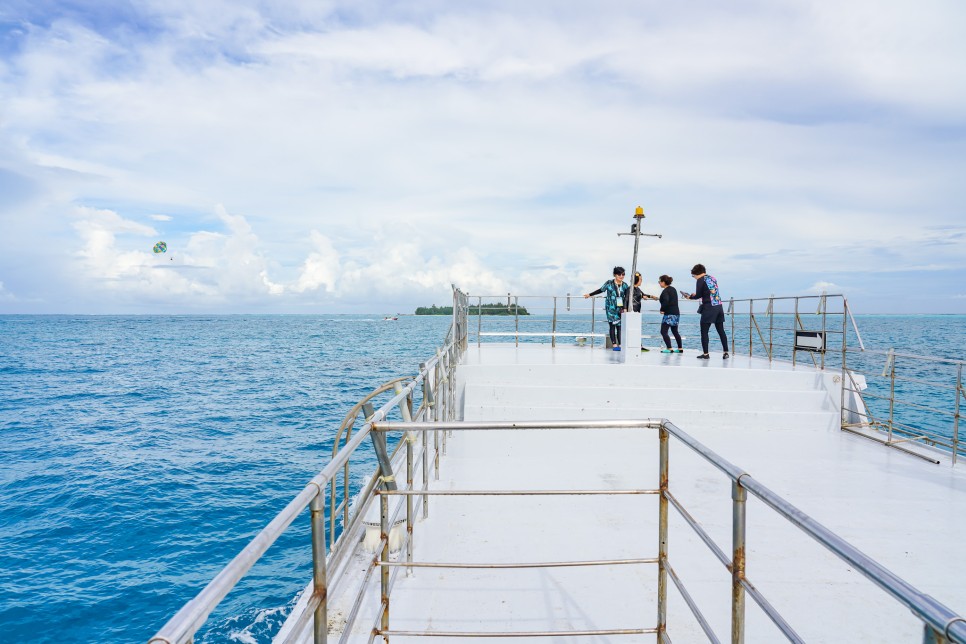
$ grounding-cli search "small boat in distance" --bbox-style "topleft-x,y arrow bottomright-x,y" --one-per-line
382,315 -> 398,321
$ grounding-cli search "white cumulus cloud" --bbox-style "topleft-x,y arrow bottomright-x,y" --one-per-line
293,231 -> 341,294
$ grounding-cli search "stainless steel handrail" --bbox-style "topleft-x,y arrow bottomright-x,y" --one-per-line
371,420 -> 966,643
468,292 -> 964,463
717,294 -> 962,461
148,386 -> 417,644
148,288 -> 470,644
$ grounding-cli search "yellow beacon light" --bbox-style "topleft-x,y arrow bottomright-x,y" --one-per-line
635,205 -> 644,217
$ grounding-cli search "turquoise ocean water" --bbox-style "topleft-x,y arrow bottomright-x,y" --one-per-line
0,313 -> 962,642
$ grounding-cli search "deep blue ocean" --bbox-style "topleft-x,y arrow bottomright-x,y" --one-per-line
0,313 -> 963,643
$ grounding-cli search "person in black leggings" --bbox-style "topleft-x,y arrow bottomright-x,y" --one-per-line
681,263 -> 729,360
656,275 -> 682,353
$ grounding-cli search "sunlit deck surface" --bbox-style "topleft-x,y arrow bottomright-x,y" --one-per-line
313,343 -> 966,643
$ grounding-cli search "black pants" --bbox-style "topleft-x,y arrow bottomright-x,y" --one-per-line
608,321 -> 621,346
661,323 -> 682,349
700,309 -> 729,353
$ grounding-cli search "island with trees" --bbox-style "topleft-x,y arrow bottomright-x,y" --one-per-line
415,303 -> 529,316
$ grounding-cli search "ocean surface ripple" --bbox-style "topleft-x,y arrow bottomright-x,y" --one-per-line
0,314 -> 450,643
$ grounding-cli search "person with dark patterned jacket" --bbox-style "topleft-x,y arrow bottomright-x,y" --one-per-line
681,263 -> 729,360
584,266 -> 629,351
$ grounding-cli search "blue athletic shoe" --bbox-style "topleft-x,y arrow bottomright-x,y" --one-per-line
613,346 -> 621,352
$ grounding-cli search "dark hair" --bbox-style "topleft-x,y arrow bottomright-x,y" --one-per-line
613,266 -> 625,276
691,263 -> 706,276
659,274 -> 673,285
634,272 -> 642,286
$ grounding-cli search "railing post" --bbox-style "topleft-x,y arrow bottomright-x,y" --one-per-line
514,296 -> 520,347
792,298 -> 799,367
434,354 -> 441,480
330,453 -> 345,550
845,296 -> 866,351
748,299 -> 754,357
731,478 -> 747,644
767,296 -> 774,361
552,297 -> 558,348
657,424 -> 669,638
477,296 -> 482,348
443,342 -> 459,432
310,491 -> 328,644
406,433 -> 414,575
453,343 -> 459,425
461,293 -> 467,351
729,298 -> 736,354
422,424 -> 430,516
954,364 -> 962,466
820,293 -> 827,370
840,302 -> 848,430
452,343 -> 458,421
446,344 -> 453,423
379,491 -> 390,642
420,363 -> 431,518
447,344 -> 454,423
396,386 -> 415,577
887,350 -> 896,442
591,298 -> 596,347
444,345 -> 455,454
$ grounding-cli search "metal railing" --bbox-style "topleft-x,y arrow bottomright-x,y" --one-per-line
367,419 -> 966,643
465,291 -> 964,464
465,293 -> 605,347
719,294 -> 964,464
148,288 -> 469,644
840,348 -> 965,465
150,286 -> 964,643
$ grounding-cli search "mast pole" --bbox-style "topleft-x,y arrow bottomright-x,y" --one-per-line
617,206 -> 661,354
628,206 -> 644,312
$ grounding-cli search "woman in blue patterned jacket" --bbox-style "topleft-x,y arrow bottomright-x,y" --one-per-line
584,266 -> 629,351
681,263 -> 729,360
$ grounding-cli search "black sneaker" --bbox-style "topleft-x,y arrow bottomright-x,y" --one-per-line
722,352 -> 730,359
696,353 -> 710,360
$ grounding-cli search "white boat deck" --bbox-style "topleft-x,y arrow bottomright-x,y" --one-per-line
301,344 -> 966,643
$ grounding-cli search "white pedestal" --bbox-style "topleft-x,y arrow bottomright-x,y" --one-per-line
621,311 -> 642,363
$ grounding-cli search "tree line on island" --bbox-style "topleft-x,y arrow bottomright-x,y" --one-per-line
415,303 -> 530,316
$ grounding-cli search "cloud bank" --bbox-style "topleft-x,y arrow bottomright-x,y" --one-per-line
0,0 -> 964,313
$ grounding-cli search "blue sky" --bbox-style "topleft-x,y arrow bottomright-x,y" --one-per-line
1,0 -> 964,314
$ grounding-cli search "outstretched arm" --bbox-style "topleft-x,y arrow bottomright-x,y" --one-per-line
683,279 -> 707,301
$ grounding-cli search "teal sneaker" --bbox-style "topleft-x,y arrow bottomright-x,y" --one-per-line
661,348 -> 674,354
